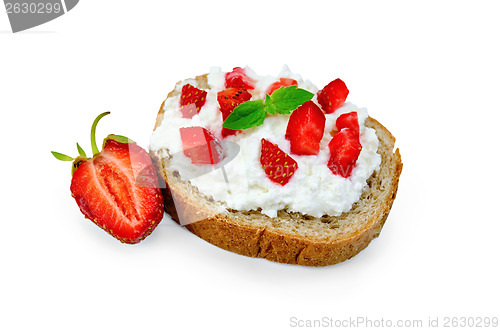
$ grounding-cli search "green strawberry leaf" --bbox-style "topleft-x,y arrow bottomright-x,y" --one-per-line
76,143 -> 87,158
222,100 -> 266,130
269,86 -> 314,115
51,151 -> 74,161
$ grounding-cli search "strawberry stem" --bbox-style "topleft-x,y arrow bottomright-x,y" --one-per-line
91,112 -> 110,156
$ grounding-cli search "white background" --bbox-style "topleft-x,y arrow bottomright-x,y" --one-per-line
1,1 -> 499,330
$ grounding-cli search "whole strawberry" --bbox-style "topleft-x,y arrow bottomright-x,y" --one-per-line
52,112 -> 164,244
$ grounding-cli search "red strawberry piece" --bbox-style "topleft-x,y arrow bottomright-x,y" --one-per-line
260,139 -> 298,186
179,104 -> 198,119
217,88 -> 252,137
180,126 -> 225,165
221,127 -> 236,139
285,101 -> 326,155
217,88 -> 252,116
327,128 -> 362,178
225,67 -> 255,90
266,78 -> 298,96
53,112 -> 164,244
317,78 -> 349,114
336,111 -> 359,136
179,84 -> 207,118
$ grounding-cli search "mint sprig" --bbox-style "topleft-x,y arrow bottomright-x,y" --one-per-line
267,85 -> 314,114
222,100 -> 266,130
222,86 -> 314,130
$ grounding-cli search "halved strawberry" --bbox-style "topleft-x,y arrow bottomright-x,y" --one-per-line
266,78 -> 298,96
225,67 -> 255,90
260,139 -> 298,186
52,112 -> 164,244
179,84 -> 207,118
336,111 -> 359,136
217,88 -> 252,137
180,126 -> 225,165
327,128 -> 362,178
317,78 -> 349,114
285,101 -> 326,155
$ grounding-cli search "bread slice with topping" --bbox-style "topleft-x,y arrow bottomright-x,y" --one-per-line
150,73 -> 402,267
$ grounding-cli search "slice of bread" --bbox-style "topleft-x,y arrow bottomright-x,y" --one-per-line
151,74 -> 402,267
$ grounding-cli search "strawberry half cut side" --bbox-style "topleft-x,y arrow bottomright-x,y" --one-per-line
285,101 -> 326,155
52,112 -> 164,244
260,138 -> 298,186
327,128 -> 362,178
225,67 -> 255,90
179,84 -> 207,118
180,126 -> 225,165
71,140 -> 164,243
317,78 -> 349,114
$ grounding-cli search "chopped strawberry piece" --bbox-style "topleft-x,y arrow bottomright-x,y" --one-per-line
217,88 -> 252,137
180,127 -> 225,165
221,127 -> 237,138
317,78 -> 349,114
285,101 -> 326,155
217,88 -> 252,115
260,139 -> 298,186
179,104 -> 198,119
327,128 -> 361,178
179,84 -> 207,118
225,67 -> 255,90
336,112 -> 359,136
266,78 -> 298,96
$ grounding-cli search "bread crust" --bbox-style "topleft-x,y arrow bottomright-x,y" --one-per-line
151,74 -> 402,267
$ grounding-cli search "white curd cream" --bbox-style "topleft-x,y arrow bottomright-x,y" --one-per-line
150,66 -> 381,218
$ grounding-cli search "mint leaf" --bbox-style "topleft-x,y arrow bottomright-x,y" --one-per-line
223,100 -> 266,130
221,85 -> 314,130
264,94 -> 277,115
268,86 -> 314,114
